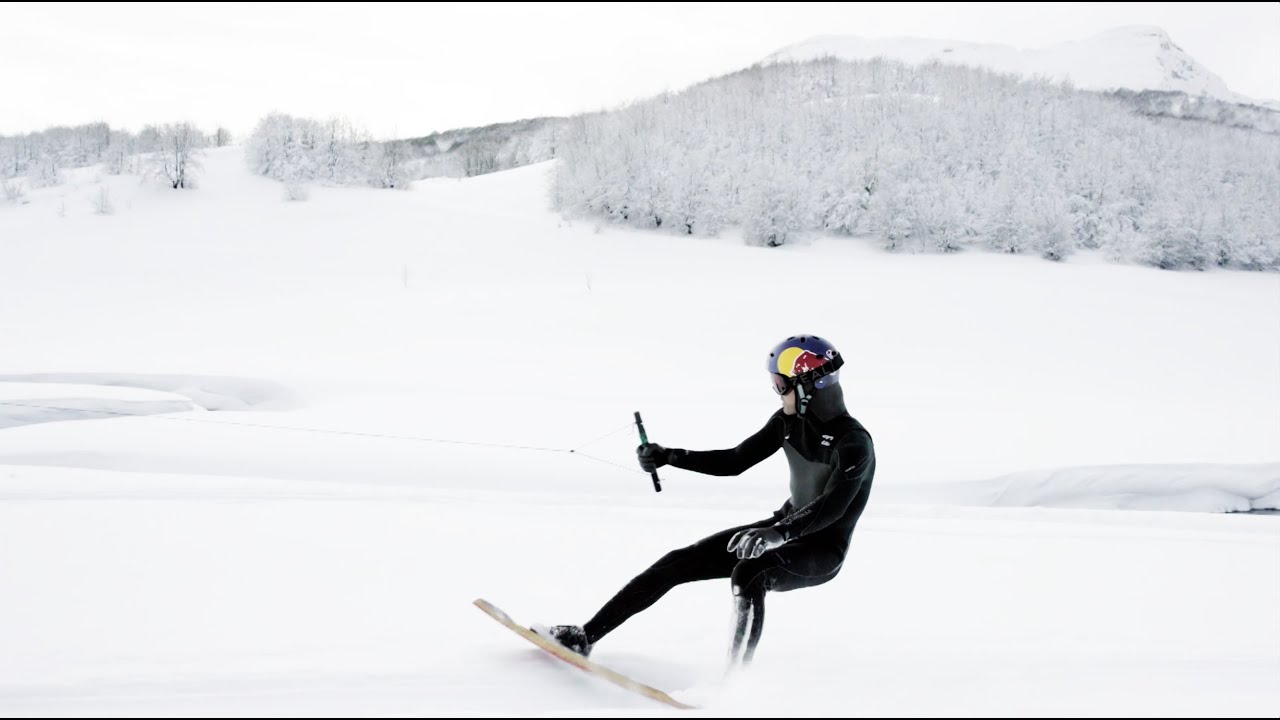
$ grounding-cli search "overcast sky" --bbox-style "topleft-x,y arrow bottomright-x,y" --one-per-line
3,2 -> 1276,139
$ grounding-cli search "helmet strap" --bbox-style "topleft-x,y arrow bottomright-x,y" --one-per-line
797,382 -> 812,416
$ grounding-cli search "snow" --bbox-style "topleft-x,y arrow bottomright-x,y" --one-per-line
881,463 -> 1280,513
770,26 -> 1279,108
0,147 -> 1276,715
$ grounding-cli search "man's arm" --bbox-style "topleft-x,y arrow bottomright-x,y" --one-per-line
666,411 -> 787,477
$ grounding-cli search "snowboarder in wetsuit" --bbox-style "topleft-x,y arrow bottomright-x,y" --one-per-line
544,335 -> 876,664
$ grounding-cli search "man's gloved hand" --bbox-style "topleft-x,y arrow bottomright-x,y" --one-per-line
726,527 -> 786,559
636,443 -> 674,473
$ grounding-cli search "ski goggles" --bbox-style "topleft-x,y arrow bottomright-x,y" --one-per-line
770,373 -> 796,395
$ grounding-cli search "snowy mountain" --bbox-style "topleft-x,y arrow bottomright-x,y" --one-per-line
554,56 -> 1280,269
769,26 -> 1280,110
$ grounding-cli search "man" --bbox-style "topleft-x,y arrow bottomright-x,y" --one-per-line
544,335 -> 875,664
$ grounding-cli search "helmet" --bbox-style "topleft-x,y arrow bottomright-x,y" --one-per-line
766,335 -> 843,396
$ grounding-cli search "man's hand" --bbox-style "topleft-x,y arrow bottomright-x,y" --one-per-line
726,527 -> 786,559
636,443 -> 672,473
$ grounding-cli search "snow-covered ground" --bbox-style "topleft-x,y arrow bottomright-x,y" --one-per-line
1,148 -> 1277,716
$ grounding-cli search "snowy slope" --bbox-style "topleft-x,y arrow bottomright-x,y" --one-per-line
1,465 -> 1275,717
0,148 -> 1277,715
770,26 -> 1279,109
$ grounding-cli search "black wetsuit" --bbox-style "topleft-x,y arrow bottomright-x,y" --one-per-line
582,399 -> 875,657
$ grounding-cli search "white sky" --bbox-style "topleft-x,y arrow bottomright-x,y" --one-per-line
3,1 -> 1277,139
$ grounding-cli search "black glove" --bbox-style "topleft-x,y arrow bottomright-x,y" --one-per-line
727,527 -> 786,559
636,443 -> 675,473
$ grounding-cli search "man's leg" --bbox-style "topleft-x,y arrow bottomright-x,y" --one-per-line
582,516 -> 778,646
728,539 -> 846,664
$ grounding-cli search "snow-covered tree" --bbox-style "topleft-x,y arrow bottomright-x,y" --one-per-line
553,57 -> 1280,271
149,122 -> 203,189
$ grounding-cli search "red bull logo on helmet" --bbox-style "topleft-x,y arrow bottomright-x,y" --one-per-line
775,347 -> 831,378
